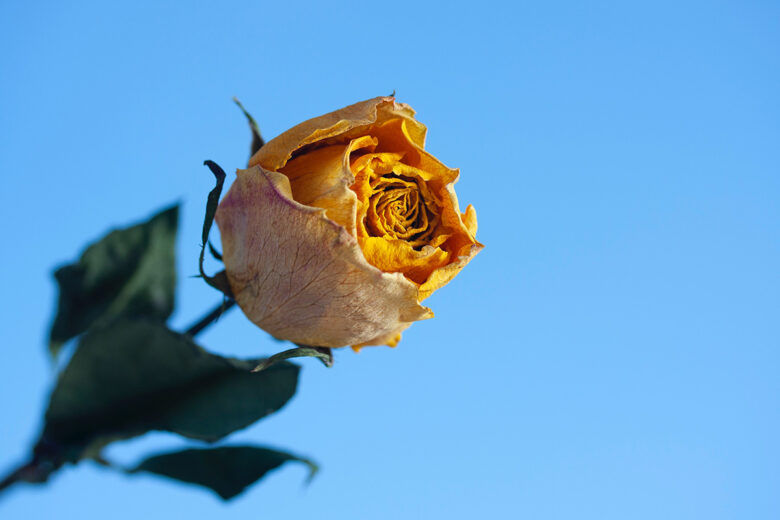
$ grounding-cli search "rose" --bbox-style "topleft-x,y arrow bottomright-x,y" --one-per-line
215,97 -> 482,349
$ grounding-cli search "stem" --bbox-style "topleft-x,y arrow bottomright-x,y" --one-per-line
184,299 -> 237,337
0,464 -> 27,494
0,458 -> 55,495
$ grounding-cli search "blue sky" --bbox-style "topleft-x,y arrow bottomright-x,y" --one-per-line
1,1 -> 778,518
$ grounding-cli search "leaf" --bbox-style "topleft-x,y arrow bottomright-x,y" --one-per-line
207,241 -> 223,262
252,345 -> 333,372
133,446 -> 316,500
48,204 -> 178,358
199,161 -> 232,296
233,97 -> 265,159
201,161 -> 225,248
41,319 -> 299,460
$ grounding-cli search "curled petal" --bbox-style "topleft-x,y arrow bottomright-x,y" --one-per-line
215,166 -> 433,348
249,97 -> 425,172
277,136 -> 376,237
419,241 -> 482,300
412,182 -> 483,298
462,204 -> 478,237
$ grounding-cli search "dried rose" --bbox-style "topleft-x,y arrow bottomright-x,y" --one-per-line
216,97 -> 482,349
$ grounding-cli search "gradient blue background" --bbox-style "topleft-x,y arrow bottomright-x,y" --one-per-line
1,1 -> 778,518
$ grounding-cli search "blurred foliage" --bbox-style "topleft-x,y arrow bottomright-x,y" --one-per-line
134,446 -> 316,500
43,318 -> 299,458
1,102 -> 317,501
48,205 -> 178,358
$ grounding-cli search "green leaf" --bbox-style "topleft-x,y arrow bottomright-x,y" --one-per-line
41,319 -> 299,459
233,97 -> 265,159
48,204 -> 178,358
207,241 -> 223,262
199,161 -> 232,296
201,161 -> 225,248
133,446 -> 316,500
252,345 -> 333,372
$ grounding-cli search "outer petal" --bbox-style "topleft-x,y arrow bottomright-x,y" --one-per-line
419,242 -> 482,300
215,166 -> 433,348
417,183 -> 484,299
462,204 -> 478,237
249,97 -> 426,171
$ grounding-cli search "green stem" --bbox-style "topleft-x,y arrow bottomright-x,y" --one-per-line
0,457 -> 56,496
184,299 -> 236,337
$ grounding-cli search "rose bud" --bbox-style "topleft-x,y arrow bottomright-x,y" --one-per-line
215,97 -> 482,349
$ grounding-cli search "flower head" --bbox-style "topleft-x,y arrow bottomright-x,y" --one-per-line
216,97 -> 482,349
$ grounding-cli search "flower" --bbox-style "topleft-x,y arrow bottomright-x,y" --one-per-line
215,97 -> 482,349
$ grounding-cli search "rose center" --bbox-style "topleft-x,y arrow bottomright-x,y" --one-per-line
365,173 -> 439,249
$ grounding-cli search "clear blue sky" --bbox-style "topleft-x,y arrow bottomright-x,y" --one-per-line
1,1 -> 778,518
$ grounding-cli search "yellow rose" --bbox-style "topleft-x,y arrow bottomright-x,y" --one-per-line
215,97 -> 482,349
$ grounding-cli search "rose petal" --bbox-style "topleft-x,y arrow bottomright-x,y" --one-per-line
216,166 -> 433,348
462,204 -> 478,237
278,136 -> 377,237
367,117 -> 459,188
352,328 -> 406,352
418,186 -> 484,299
347,135 -> 482,294
360,238 -> 451,285
418,242 -> 483,300
249,97 -> 425,172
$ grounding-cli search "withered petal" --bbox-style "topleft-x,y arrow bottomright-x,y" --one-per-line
215,166 -> 433,348
249,97 -> 426,172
